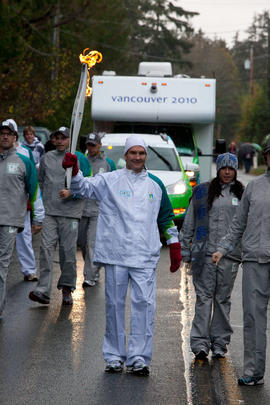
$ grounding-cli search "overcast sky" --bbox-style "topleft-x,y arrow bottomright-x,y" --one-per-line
178,0 -> 270,47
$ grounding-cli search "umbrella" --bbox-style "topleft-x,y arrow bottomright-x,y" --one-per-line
238,143 -> 255,158
251,143 -> 262,152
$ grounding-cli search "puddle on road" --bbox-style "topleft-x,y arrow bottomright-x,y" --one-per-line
179,265 -> 245,405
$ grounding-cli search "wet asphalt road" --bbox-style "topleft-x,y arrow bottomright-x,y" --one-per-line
1,242 -> 187,405
1,167 -> 270,405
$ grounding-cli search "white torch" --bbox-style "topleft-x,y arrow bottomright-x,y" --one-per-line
65,49 -> 103,188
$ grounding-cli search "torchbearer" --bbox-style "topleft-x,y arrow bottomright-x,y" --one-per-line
62,134 -> 182,375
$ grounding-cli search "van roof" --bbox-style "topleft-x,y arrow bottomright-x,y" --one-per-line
101,133 -> 175,149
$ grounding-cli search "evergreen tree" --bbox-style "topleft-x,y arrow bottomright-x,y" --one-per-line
123,0 -> 198,73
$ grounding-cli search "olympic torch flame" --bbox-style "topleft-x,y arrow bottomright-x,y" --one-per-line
79,48 -> 103,97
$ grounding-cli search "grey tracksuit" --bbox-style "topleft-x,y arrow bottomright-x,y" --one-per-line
34,149 -> 84,298
0,147 -> 43,313
180,182 -> 241,354
218,169 -> 270,378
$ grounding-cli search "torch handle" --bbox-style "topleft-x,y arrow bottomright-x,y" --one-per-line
65,63 -> 88,189
65,168 -> 72,189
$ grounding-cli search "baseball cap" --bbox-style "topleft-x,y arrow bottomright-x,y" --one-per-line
85,133 -> 101,145
51,126 -> 70,138
0,120 -> 16,133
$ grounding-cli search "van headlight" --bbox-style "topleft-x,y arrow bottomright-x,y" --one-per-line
185,170 -> 195,178
166,181 -> 187,195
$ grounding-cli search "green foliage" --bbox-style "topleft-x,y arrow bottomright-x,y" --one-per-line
231,11 -> 270,146
123,0 -> 198,72
0,0 -> 200,133
184,34 -> 241,143
237,84 -> 270,144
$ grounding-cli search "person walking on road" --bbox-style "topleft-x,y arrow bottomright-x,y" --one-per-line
11,119 -> 45,282
0,120 -> 43,317
238,143 -> 255,174
212,139 -> 270,386
61,134 -> 182,376
180,153 -> 244,360
29,127 -> 90,306
22,126 -> 45,169
78,133 -> 116,288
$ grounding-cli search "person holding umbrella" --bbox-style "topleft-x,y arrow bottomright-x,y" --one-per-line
238,142 -> 255,173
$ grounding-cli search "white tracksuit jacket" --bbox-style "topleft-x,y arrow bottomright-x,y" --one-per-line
70,168 -> 178,269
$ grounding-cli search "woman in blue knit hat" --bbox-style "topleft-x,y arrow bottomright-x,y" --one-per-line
180,152 -> 244,360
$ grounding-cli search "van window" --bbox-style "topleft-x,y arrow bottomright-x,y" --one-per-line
102,145 -> 180,171
113,122 -> 195,153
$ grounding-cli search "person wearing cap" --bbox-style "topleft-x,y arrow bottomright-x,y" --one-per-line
9,119 -> 45,282
29,126 -> 91,306
44,132 -> 57,153
212,141 -> 270,386
180,152 -> 244,360
61,134 -> 182,376
78,133 -> 116,288
22,125 -> 45,169
0,119 -> 43,316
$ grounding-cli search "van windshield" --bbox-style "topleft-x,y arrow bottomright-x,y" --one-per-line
102,145 -> 181,171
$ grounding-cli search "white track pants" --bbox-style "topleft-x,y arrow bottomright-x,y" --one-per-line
102,265 -> 156,366
77,216 -> 101,282
16,211 -> 37,276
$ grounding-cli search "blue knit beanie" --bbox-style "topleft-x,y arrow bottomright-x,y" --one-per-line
216,153 -> 238,173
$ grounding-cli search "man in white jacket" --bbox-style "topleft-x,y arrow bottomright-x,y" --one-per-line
62,134 -> 182,376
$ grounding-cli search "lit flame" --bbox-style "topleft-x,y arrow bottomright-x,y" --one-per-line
79,48 -> 103,97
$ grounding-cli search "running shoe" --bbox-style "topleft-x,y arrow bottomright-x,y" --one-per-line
62,287 -> 73,305
238,376 -> 264,386
195,350 -> 208,360
29,290 -> 50,305
82,280 -> 96,288
24,273 -> 38,282
212,349 -> 226,359
126,360 -> 149,376
105,360 -> 123,373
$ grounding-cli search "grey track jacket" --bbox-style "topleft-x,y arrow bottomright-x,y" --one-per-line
0,147 -> 44,228
181,182 -> 242,263
218,169 -> 270,263
38,149 -> 84,219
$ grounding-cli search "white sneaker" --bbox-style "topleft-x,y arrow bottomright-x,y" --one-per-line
127,360 -> 149,376
105,360 -> 123,373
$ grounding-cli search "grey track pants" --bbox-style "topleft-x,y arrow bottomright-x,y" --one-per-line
0,226 -> 18,313
35,215 -> 79,298
242,261 -> 270,378
190,255 -> 239,354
